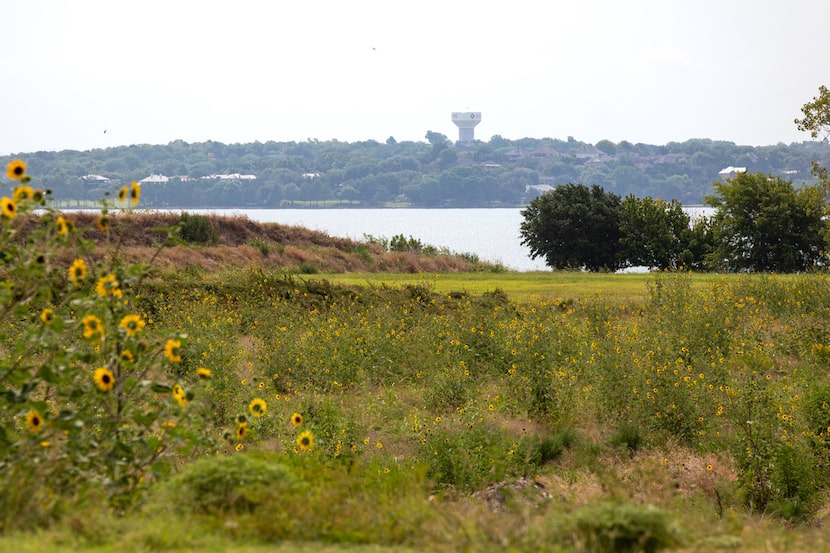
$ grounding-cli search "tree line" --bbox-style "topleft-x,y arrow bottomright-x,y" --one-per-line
3,133 -> 830,209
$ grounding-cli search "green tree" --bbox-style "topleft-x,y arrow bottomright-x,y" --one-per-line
795,85 -> 830,186
704,173 -> 828,272
618,195 -> 692,270
520,184 -> 622,271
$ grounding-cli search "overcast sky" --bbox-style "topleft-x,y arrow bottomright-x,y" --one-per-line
3,0 -> 829,155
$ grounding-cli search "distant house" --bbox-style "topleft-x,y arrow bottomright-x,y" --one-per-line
140,174 -> 169,184
201,174 -> 257,180
81,174 -> 110,183
718,166 -> 747,179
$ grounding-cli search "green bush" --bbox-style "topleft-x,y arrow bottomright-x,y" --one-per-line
165,454 -> 301,514
569,502 -> 683,553
178,212 -> 217,244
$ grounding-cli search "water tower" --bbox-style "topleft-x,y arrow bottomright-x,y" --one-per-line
451,111 -> 481,142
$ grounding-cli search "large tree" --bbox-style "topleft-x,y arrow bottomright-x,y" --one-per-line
795,84 -> 830,186
618,195 -> 692,270
520,183 -> 622,271
704,172 -> 828,272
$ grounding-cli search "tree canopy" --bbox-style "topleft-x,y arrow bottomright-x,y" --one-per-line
519,184 -> 622,271
704,173 -> 827,272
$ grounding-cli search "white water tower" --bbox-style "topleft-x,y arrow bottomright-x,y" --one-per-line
451,112 -> 481,142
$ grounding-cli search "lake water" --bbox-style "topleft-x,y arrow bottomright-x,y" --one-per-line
177,206 -> 715,273
188,208 -> 548,272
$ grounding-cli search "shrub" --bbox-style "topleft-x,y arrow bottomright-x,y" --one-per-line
568,502 -> 683,553
165,454 -> 301,515
178,212 -> 217,244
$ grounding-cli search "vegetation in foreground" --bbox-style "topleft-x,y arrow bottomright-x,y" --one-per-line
4,162 -> 830,553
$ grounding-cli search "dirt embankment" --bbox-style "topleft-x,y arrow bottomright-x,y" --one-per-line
24,211 -> 492,274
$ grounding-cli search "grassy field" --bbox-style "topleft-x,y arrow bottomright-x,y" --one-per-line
5,268 -> 830,553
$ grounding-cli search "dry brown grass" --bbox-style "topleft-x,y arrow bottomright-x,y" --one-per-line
15,212 -> 486,274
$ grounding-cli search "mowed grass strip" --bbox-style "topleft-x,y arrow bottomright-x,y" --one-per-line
324,271 -> 753,305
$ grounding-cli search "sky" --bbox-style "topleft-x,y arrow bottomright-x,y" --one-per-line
3,0 -> 830,155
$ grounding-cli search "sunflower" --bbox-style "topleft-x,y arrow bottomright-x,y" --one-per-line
96,215 -> 110,231
197,367 -> 211,379
95,273 -> 123,299
236,422 -> 249,441
1,197 -> 16,219
164,339 -> 182,362
40,308 -> 53,324
25,409 -> 43,433
296,431 -> 314,452
55,215 -> 71,236
290,412 -> 303,427
82,314 -> 104,340
119,314 -> 145,336
249,398 -> 267,417
235,443 -> 244,452
121,349 -> 135,363
13,185 -> 33,203
129,181 -> 140,205
94,367 -> 115,392
6,159 -> 26,180
69,258 -> 87,285
172,384 -> 188,407
118,185 -> 128,202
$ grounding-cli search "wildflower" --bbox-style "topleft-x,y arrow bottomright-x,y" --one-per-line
249,398 -> 267,417
26,409 -> 43,433
1,197 -> 16,219
164,339 -> 182,362
376,441 -> 383,450
706,464 -> 713,472
297,431 -> 314,451
290,412 -> 303,427
82,314 -> 104,340
235,443 -> 244,452
119,314 -> 145,337
172,384 -> 187,407
94,367 -> 115,392
236,422 -> 249,441
96,215 -> 110,231
13,185 -> 33,203
121,349 -> 135,363
55,215 -> 72,236
118,186 -> 128,202
69,258 -> 87,285
6,159 -> 26,180
40,308 -> 53,324
197,367 -> 211,379
129,181 -> 140,204
95,273 -> 123,298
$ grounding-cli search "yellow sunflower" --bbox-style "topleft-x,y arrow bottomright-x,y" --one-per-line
40,308 -> 53,324
118,185 -> 128,202
290,412 -> 303,427
55,215 -> 71,236
1,197 -> 16,219
197,367 -> 211,379
25,409 -> 43,433
13,185 -> 33,203
296,430 -> 314,452
249,398 -> 267,417
129,181 -> 140,205
94,367 -> 115,392
172,383 -> 187,407
82,314 -> 104,340
236,422 -> 249,441
96,215 -> 110,231
95,273 -> 123,299
119,314 -> 145,336
69,258 -> 87,285
6,159 -> 26,180
164,339 -> 182,362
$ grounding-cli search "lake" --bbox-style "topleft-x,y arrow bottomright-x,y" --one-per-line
171,206 -> 715,273
186,208 -> 548,272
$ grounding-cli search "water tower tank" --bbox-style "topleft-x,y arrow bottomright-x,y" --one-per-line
451,112 -> 481,142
